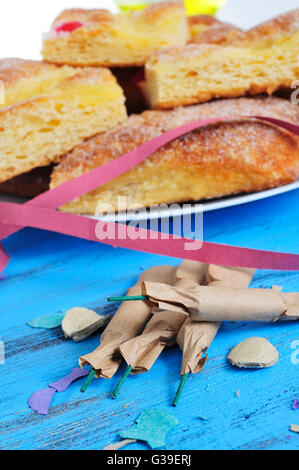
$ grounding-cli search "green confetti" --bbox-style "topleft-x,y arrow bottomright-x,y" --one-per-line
120,409 -> 179,449
27,312 -> 65,329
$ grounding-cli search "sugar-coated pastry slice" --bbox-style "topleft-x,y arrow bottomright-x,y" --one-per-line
42,2 -> 189,67
145,9 -> 299,109
0,59 -> 127,183
50,97 -> 299,215
188,15 -> 241,44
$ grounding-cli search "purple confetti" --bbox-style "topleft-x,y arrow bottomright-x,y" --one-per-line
29,367 -> 90,416
0,274 -> 6,281
292,399 -> 299,410
49,367 -> 89,393
28,387 -> 56,416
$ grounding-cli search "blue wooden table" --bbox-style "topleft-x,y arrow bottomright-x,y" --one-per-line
1,189 -> 298,450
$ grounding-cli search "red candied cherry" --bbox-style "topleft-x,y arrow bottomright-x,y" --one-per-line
54,22 -> 83,34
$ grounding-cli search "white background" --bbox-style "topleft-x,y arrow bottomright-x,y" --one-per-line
0,0 -> 298,59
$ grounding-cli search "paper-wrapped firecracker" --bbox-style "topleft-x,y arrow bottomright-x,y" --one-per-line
142,282 -> 299,322
79,265 -> 176,378
118,261 -> 209,374
176,265 -> 255,376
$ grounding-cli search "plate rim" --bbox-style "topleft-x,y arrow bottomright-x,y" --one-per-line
1,180 -> 298,223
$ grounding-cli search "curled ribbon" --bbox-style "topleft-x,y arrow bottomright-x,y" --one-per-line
0,116 -> 299,273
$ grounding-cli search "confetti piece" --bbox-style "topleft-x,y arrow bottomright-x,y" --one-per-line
0,274 -> 6,280
198,416 -> 208,421
120,409 -> 179,449
290,424 -> 299,434
28,387 -> 56,416
49,367 -> 89,392
62,307 -> 110,342
104,439 -> 137,450
292,399 -> 299,410
27,312 -> 65,329
228,337 -> 279,368
29,368 -> 89,415
236,390 -> 241,398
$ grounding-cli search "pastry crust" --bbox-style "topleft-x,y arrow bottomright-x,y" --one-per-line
191,22 -> 242,45
50,97 -> 299,214
188,15 -> 241,44
225,8 -> 299,47
145,9 -> 299,109
42,1 -> 189,67
50,8 -> 113,28
188,14 -> 221,38
0,59 -> 127,183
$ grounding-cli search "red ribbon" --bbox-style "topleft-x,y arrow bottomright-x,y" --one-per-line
0,116 -> 298,273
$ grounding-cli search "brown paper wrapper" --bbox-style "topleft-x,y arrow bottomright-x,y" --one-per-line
79,265 -> 176,378
143,281 -> 297,322
119,310 -> 187,373
177,320 -> 221,374
206,265 -> 256,288
281,292 -> 299,320
177,265 -> 255,374
119,261 -> 208,373
175,261 -> 209,289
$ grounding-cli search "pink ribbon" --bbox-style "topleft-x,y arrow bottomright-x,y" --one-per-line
0,116 -> 298,273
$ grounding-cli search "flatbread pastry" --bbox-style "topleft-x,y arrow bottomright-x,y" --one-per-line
144,9 -> 299,109
42,1 -> 189,67
50,96 -> 299,215
0,59 -> 127,183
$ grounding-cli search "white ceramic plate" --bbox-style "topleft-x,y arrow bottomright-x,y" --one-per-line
1,180 -> 298,222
